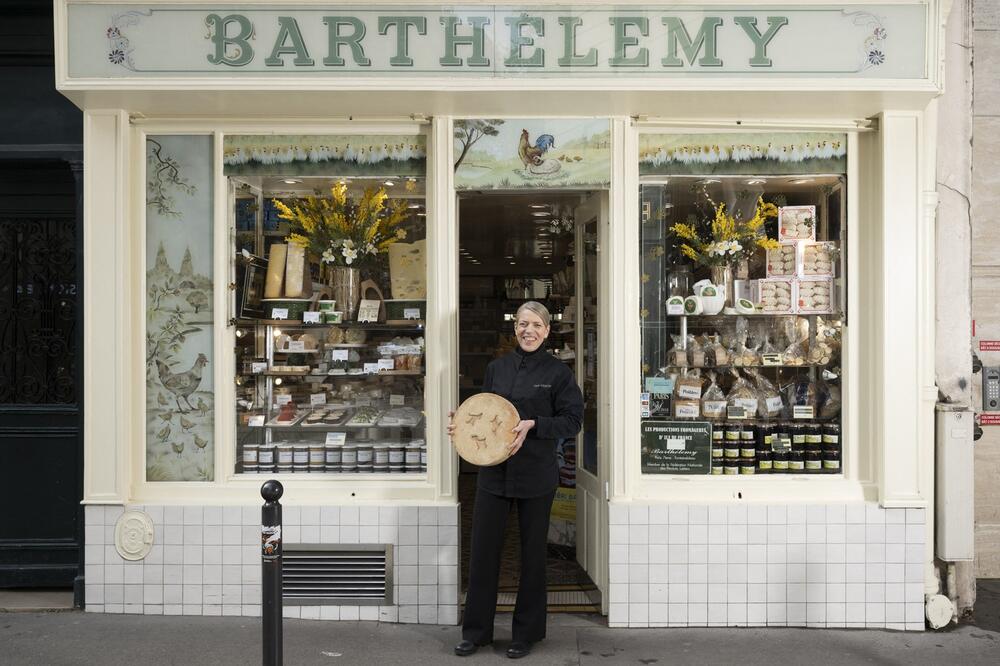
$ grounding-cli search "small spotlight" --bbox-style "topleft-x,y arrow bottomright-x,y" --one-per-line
282,178 -> 302,185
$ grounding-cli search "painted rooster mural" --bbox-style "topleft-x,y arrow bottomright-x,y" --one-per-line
517,129 -> 561,176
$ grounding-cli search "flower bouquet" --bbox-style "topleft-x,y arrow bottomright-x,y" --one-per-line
275,182 -> 409,269
669,197 -> 780,306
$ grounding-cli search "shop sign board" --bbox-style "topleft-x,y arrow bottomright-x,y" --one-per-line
640,420 -> 712,475
65,3 -> 927,80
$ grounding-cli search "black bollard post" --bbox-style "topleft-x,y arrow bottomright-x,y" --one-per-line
261,480 -> 284,666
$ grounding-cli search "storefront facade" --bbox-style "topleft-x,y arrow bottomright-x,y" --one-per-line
59,1 -> 947,629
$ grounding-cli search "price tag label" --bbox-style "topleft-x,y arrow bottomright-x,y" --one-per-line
302,311 -> 321,324
275,394 -> 292,406
761,353 -> 784,366
403,308 -> 421,320
271,307 -> 289,320
358,300 -> 381,323
378,358 -> 396,372
287,340 -> 306,352
325,432 -> 346,446
793,405 -> 815,419
390,394 -> 405,406
310,393 -> 327,406
774,435 -> 792,451
251,362 -> 267,374
355,397 -> 372,407
248,415 -> 265,427
766,396 -> 784,413
363,362 -> 380,374
331,349 -> 349,361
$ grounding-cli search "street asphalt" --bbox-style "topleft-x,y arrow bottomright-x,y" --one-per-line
2,604 -> 999,666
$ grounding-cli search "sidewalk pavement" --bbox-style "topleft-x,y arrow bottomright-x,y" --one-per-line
2,607 -> 999,666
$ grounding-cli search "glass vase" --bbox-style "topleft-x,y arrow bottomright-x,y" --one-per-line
330,266 -> 361,321
710,264 -> 735,307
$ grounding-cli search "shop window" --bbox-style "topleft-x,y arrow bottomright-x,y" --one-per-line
226,134 -> 428,476
638,133 -> 847,478
145,135 -> 215,482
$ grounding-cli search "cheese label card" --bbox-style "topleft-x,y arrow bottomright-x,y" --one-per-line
331,349 -> 349,361
248,415 -> 265,427
302,311 -> 321,324
761,353 -> 784,366
325,432 -> 346,446
390,394 -> 405,406
287,340 -> 306,352
275,394 -> 292,406
358,299 -> 381,323
378,358 -> 395,371
403,308 -> 421,320
310,393 -> 327,406
363,362 -> 379,374
793,405 -> 815,419
727,405 -> 746,420
271,307 -> 289,320
355,397 -> 371,407
251,362 -> 267,374
645,376 -> 674,395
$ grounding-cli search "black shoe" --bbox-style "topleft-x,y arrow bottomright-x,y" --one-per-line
454,640 -> 479,656
506,642 -> 532,659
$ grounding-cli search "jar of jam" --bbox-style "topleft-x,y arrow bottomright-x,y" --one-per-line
757,449 -> 773,474
805,450 -> 823,474
774,423 -> 791,451
761,424 -> 775,450
788,450 -> 805,473
740,424 -> 755,442
739,458 -> 756,475
823,451 -> 841,474
724,459 -> 740,475
725,425 -> 741,443
823,423 -> 840,446
712,428 -> 724,446
790,424 -> 806,452
772,450 -> 789,473
805,424 -> 823,450
712,445 -> 724,460
724,440 -> 741,459
711,460 -> 724,475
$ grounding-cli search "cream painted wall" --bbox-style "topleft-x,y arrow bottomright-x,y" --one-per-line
971,0 -> 1000,579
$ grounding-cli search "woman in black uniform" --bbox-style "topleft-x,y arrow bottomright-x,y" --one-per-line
449,301 -> 584,659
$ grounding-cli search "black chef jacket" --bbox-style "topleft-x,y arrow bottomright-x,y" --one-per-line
477,345 -> 584,498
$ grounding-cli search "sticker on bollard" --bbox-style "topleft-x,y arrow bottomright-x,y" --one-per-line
262,525 -> 281,560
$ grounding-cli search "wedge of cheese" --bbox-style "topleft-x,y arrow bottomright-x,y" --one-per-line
264,243 -> 287,299
284,243 -> 307,298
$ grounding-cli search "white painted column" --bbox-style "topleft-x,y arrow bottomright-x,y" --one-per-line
876,110 -> 933,509
83,109 -> 132,504
429,116 -> 458,501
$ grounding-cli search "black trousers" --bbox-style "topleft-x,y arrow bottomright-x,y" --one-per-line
462,486 -> 556,644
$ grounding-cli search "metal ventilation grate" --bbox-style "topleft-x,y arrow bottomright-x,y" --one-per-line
282,544 -> 393,606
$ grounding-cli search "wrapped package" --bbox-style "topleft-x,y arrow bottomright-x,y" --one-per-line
726,370 -> 759,417
750,369 -> 784,418
701,372 -> 727,420
687,335 -> 705,368
670,334 -> 688,367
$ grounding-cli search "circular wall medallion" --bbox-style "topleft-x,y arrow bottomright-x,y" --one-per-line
115,510 -> 155,561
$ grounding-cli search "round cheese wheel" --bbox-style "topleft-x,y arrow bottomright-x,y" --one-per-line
452,393 -> 521,467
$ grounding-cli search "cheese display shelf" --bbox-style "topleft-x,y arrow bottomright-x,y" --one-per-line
236,320 -> 426,476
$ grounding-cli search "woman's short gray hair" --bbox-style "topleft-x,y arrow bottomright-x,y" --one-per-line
515,301 -> 551,327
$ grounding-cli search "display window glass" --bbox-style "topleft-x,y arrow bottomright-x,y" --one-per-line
638,132 -> 847,478
227,134 -> 428,477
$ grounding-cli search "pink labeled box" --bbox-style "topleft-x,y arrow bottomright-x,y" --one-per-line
766,243 -> 799,278
778,205 -> 817,242
800,242 -> 837,277
757,278 -> 796,314
796,277 -> 835,314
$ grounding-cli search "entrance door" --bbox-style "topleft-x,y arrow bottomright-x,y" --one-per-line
573,193 -> 609,611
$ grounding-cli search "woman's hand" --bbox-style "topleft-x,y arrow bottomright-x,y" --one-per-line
446,410 -> 456,442
508,419 -> 536,457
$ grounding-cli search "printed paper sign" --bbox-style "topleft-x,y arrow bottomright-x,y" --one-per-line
355,397 -> 372,407
645,377 -> 674,395
270,308 -> 288,320
275,394 -> 292,406
980,341 -> 1000,351
325,432 -> 347,445
363,362 -> 380,374
358,300 -> 381,323
403,308 -> 421,320
640,420 -> 712,474
331,349 -> 349,361
378,358 -> 396,371
251,362 -> 267,374
761,353 -> 784,366
248,415 -> 265,427
310,393 -> 327,406
303,311 -> 321,324
390,394 -> 405,406
793,405 -> 815,419
287,340 -> 306,352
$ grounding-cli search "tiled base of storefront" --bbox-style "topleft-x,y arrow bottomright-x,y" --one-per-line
607,503 -> 927,630
83,504 -> 460,624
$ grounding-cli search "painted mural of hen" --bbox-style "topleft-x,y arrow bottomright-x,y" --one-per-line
518,130 -> 560,176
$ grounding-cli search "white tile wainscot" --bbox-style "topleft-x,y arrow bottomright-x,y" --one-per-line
607,502 -> 926,631
84,504 -> 460,624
